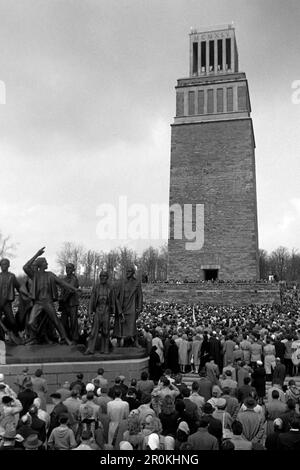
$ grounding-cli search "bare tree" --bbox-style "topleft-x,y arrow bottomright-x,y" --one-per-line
118,247 -> 137,278
103,249 -> 120,280
259,249 -> 270,280
56,242 -> 85,274
0,232 -> 16,259
270,246 -> 290,281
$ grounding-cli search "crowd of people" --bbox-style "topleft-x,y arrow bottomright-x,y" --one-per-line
1,281 -> 300,450
1,355 -> 300,451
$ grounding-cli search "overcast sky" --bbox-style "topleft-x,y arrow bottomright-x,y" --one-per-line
0,0 -> 299,274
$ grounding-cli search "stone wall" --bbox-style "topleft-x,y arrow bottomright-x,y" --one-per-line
0,357 -> 148,399
168,118 -> 259,281
143,283 -> 280,306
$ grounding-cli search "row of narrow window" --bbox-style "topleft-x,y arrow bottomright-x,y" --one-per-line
192,38 -> 232,74
176,86 -> 247,116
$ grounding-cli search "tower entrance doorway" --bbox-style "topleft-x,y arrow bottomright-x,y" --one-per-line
204,269 -> 218,281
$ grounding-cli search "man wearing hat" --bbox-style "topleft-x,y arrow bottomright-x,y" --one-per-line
23,433 -> 43,450
237,397 -> 264,444
70,373 -> 86,396
28,405 -> 46,444
48,392 -> 69,436
212,398 -> 233,431
17,380 -> 38,416
201,402 -> 222,444
14,367 -> 31,393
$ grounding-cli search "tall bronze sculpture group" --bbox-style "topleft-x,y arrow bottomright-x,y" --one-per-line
0,247 -> 143,354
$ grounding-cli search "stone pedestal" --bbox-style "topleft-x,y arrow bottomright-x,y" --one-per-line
0,344 -> 148,398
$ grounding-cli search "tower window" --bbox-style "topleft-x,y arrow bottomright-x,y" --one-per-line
217,88 -> 223,112
238,86 -> 247,110
192,42 -> 198,75
207,89 -> 214,113
198,90 -> 204,114
226,38 -> 231,70
227,87 -> 233,112
209,40 -> 214,71
217,39 -> 223,71
201,41 -> 206,72
188,91 -> 195,115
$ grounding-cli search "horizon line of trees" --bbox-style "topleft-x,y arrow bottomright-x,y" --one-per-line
259,247 -> 300,281
1,231 -> 300,284
56,241 -> 168,286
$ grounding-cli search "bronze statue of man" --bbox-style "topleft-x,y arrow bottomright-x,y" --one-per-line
0,258 -> 21,344
84,271 -> 119,355
23,247 -> 79,346
114,266 -> 143,347
58,263 -> 80,343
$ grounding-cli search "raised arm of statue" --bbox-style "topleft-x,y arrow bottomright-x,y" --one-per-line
23,247 -> 46,279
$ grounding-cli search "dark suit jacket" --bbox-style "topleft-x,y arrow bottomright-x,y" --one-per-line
17,389 -> 38,415
278,430 -> 300,450
48,402 -> 69,435
31,415 -> 47,442
187,428 -> 219,450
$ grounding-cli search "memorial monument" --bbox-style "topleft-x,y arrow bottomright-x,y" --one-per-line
168,25 -> 259,281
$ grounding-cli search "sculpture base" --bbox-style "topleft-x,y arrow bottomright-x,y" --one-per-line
5,343 -> 147,364
1,344 -> 148,398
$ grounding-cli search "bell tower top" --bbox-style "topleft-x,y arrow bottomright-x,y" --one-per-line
189,24 -> 239,77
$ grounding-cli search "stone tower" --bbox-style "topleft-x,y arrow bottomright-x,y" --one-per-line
168,25 -> 259,281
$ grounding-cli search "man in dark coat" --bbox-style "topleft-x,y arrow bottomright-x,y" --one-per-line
48,392 -> 69,436
28,404 -> 47,443
201,403 -> 222,445
209,332 -> 223,371
237,377 -> 256,404
148,345 -> 163,382
278,418 -> 300,450
272,358 -> 286,387
279,399 -> 300,432
274,336 -> 286,364
17,381 -> 38,416
166,339 -> 179,374
187,416 -> 219,450
197,369 -> 213,402
251,361 -> 266,404
200,332 -> 210,369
